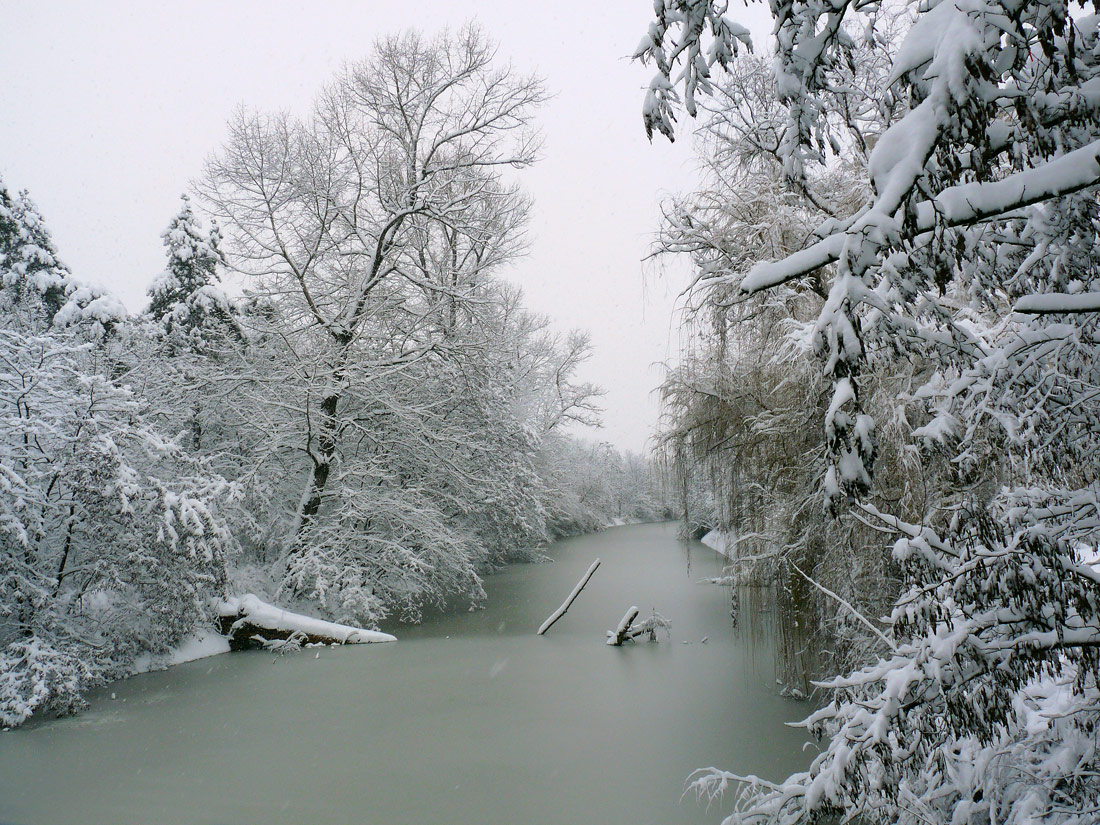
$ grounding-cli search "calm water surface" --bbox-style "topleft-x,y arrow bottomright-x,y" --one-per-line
0,522 -> 812,824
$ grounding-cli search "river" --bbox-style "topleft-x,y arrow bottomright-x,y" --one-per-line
0,522 -> 812,825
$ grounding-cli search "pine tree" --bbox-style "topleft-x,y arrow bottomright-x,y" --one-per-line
0,177 -> 72,324
0,177 -> 125,337
147,194 -> 238,345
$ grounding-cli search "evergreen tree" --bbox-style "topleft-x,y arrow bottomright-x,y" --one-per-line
0,177 -> 125,338
147,194 -> 238,345
0,183 -> 235,728
0,177 -> 72,324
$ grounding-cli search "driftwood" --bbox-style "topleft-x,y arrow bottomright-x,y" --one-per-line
537,558 -> 601,635
606,608 -> 672,646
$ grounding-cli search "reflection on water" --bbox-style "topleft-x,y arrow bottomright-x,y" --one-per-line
0,522 -> 812,825
734,573 -> 820,700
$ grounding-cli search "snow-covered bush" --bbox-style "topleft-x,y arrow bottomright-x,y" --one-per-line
0,324 -> 237,726
0,181 -> 236,727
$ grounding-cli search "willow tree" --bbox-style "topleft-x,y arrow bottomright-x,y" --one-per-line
640,1 -> 1100,822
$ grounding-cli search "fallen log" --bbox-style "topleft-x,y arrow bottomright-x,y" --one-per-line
606,606 -> 640,646
537,558 -> 601,636
606,609 -> 672,645
217,594 -> 397,651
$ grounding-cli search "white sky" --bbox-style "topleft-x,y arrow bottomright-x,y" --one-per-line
0,1 -> 773,453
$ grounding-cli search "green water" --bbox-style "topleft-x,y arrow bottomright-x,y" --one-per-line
0,522 -> 812,825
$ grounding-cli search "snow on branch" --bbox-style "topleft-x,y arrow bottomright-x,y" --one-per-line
732,140 -> 1100,294
1014,292 -> 1100,315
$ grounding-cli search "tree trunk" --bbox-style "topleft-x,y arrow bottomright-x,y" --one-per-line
190,399 -> 202,452
294,390 -> 340,548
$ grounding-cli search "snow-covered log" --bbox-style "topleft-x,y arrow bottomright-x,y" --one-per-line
607,606 -> 641,645
537,559 -> 601,635
216,594 -> 396,651
607,607 -> 672,645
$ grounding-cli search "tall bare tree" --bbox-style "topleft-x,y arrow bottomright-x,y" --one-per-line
201,25 -> 545,560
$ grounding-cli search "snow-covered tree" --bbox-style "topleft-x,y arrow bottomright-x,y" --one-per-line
0,180 -> 68,322
0,182 -> 235,727
0,177 -> 126,338
652,49 -> 912,692
147,194 -> 239,348
640,1 -> 1100,822
199,26 -> 549,622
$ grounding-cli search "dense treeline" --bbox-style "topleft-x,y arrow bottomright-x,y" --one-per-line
642,0 -> 1100,822
0,27 -> 665,728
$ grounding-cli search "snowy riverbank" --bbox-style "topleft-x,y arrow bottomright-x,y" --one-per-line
130,595 -> 396,677
140,525 -> 661,676
700,529 -> 734,559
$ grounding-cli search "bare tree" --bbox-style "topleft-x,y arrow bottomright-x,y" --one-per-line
201,25 -> 546,560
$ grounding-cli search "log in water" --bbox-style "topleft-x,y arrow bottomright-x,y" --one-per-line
0,523 -> 812,825
537,557 -> 600,635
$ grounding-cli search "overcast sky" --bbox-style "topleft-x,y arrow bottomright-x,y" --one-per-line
0,1 -> 773,453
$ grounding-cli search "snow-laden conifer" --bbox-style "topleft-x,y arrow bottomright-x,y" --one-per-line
0,182 -> 236,727
147,193 -> 240,348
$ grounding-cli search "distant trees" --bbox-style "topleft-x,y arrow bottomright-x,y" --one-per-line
540,439 -> 666,535
641,0 -> 1100,822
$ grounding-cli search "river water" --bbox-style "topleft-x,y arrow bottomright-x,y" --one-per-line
0,522 -> 812,825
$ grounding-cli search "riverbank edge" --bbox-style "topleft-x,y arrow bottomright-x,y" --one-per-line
134,520 -> 668,674
2,521 -> 678,731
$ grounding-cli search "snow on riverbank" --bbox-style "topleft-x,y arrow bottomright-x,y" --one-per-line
132,630 -> 230,675
605,516 -> 653,528
701,529 -> 734,558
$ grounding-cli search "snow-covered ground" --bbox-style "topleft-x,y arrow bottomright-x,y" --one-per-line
131,630 -> 230,675
604,516 -> 654,528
